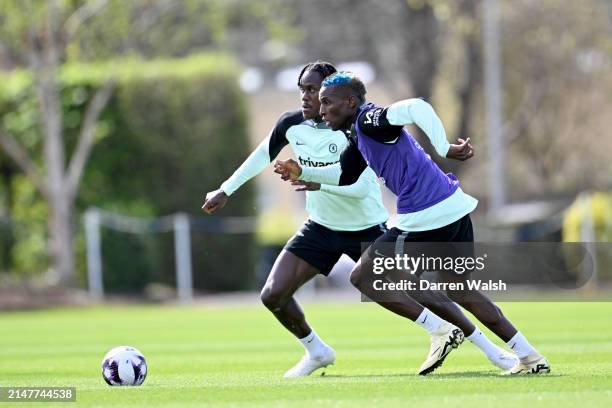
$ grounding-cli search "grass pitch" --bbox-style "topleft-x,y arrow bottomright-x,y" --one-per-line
0,300 -> 611,407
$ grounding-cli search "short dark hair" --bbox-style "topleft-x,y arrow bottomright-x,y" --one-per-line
321,71 -> 367,103
297,60 -> 337,86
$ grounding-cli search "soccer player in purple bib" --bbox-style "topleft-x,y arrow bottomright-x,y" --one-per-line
204,62 -> 520,377
274,72 -> 550,375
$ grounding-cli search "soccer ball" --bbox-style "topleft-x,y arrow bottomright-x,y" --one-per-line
101,346 -> 147,386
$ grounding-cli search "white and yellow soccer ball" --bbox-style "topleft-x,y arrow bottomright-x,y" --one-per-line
101,346 -> 147,386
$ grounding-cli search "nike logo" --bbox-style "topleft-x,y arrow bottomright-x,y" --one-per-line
307,338 -> 313,343
534,364 -> 550,373
510,343 -> 516,350
430,346 -> 441,356
374,249 -> 386,258
421,315 -> 428,324
296,141 -> 306,145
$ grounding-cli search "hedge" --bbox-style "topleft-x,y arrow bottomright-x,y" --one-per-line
0,53 -> 256,292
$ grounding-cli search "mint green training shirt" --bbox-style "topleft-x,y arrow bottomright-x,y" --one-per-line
220,110 -> 389,231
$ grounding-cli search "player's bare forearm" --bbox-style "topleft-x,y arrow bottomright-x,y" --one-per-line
290,180 -> 321,191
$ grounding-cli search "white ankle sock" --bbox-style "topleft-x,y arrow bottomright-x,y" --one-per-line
298,330 -> 329,357
467,328 -> 503,359
506,331 -> 537,359
414,308 -> 445,334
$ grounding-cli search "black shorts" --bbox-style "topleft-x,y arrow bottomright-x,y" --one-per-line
363,215 -> 484,303
285,220 -> 387,275
366,214 -> 475,275
368,214 -> 474,255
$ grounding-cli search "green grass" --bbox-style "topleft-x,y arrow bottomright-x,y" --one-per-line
0,301 -> 611,407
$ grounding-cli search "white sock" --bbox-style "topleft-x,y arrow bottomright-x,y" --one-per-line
467,328 -> 503,359
506,331 -> 537,359
414,308 -> 445,334
298,330 -> 329,357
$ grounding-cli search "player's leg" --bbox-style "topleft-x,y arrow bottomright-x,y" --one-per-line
345,226 -> 463,375
260,221 -> 341,377
448,279 -> 550,374
444,215 -> 550,374
445,273 -> 549,373
390,220 -> 519,371
260,249 -> 319,338
349,256 -> 427,320
261,249 -> 336,377
347,227 -> 430,322
344,225 -> 478,334
441,216 -> 518,340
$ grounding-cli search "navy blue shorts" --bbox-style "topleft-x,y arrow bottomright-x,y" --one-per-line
285,220 -> 387,275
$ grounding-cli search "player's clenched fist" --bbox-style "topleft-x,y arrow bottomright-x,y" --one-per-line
202,189 -> 228,214
274,159 -> 302,181
446,137 -> 474,161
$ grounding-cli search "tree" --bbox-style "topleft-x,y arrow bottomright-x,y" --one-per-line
292,0 -> 477,169
500,0 -> 612,199
0,0 -> 297,282
0,0 -> 114,284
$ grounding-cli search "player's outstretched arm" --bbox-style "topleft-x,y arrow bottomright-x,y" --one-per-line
275,159 -> 344,186
202,112 -> 294,215
385,98 -> 473,161
290,179 -> 369,198
201,140 -> 269,215
275,137 -> 366,187
290,167 -> 373,198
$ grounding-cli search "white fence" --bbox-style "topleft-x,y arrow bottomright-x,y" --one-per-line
84,207 -> 257,303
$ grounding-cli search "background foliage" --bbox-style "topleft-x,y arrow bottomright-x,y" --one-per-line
0,54 -> 256,292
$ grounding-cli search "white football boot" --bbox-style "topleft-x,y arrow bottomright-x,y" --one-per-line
488,349 -> 520,371
502,352 -> 550,375
418,322 -> 464,375
283,346 -> 336,378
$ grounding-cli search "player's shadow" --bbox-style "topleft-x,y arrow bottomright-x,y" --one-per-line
320,371 -> 492,379
320,371 -> 564,379
425,372 -> 564,379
